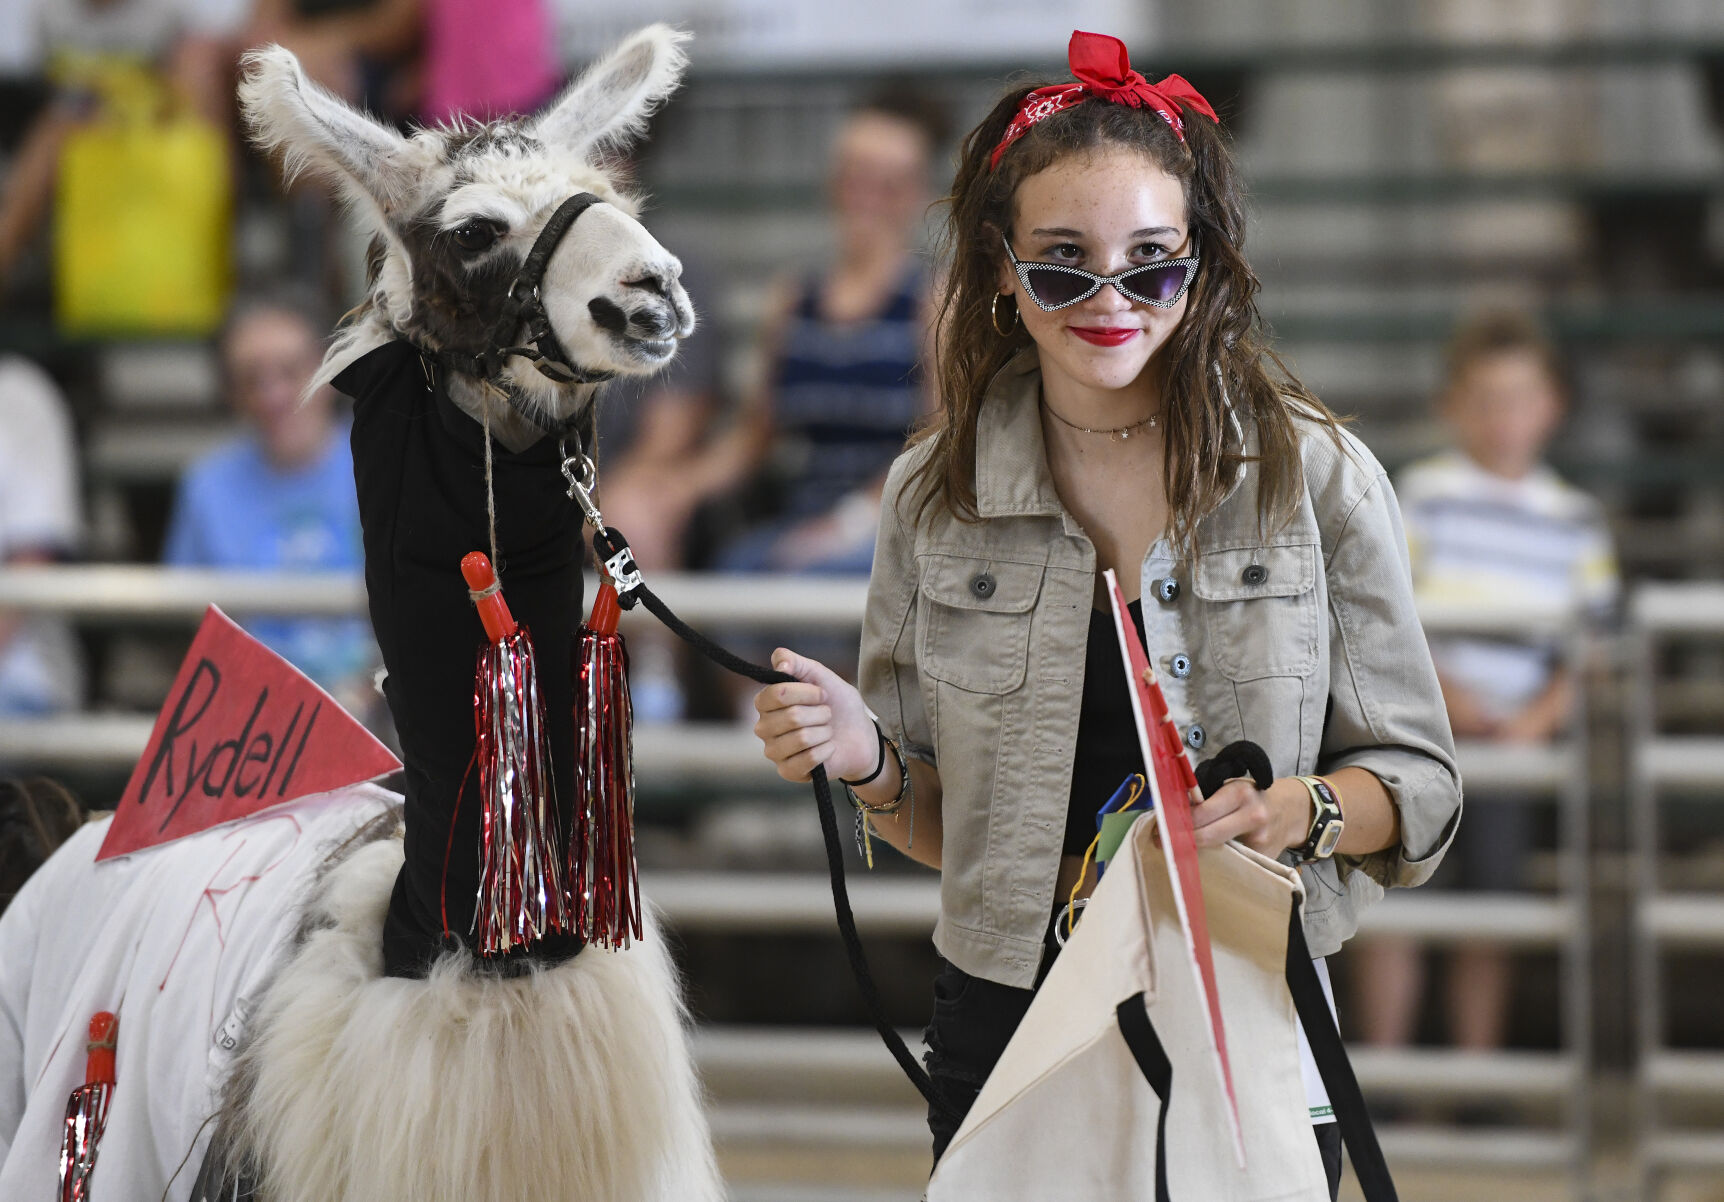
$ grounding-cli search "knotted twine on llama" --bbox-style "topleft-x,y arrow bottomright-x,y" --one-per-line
462,551 -> 570,955
569,577 -> 641,949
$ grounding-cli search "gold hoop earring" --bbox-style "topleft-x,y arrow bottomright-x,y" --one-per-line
991,292 -> 1019,336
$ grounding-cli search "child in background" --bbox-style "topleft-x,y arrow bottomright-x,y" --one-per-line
1354,310 -> 1616,1057
164,292 -> 375,707
0,357 -> 83,717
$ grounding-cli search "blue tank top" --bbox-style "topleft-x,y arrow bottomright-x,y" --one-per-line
771,264 -> 924,519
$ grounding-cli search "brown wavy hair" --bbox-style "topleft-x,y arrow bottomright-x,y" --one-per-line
1,777 -> 84,913
911,84 -> 1342,554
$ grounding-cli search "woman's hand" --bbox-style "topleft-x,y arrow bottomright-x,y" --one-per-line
753,649 -> 881,784
1188,777 -> 1313,857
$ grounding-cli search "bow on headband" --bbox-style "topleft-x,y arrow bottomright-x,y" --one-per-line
989,30 -> 1219,171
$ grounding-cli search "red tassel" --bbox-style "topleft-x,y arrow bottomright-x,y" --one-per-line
462,551 -> 570,956
569,579 -> 641,949
59,1011 -> 116,1202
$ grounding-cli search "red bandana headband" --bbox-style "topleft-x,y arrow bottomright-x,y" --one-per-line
989,30 -> 1219,171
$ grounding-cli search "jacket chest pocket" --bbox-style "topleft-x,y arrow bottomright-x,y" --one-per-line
917,555 -> 1043,694
1194,543 -> 1321,681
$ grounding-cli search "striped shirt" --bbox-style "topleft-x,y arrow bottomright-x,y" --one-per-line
1396,450 -> 1617,716
770,265 -> 925,520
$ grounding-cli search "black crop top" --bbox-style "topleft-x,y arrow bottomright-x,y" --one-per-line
1063,599 -> 1150,857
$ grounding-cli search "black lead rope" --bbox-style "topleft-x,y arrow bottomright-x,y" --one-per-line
1286,911 -> 1398,1200
593,527 -> 961,1124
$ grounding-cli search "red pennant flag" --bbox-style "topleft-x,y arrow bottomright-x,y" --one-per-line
98,606 -> 400,861
1105,569 -> 1244,1166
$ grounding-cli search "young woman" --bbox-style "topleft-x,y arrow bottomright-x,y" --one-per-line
752,31 -> 1461,1192
719,89 -> 947,574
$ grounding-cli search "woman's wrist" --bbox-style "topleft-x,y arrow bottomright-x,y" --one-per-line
848,746 -> 907,811
839,724 -> 887,786
1268,777 -> 1316,852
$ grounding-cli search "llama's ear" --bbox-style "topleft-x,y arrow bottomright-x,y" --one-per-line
530,23 -> 689,158
238,45 -> 426,220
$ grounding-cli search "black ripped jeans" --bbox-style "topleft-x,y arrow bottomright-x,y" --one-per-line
923,952 -> 1343,1199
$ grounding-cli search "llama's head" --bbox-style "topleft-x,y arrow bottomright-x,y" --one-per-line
238,25 -> 694,433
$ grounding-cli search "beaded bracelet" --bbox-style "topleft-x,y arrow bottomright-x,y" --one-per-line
844,729 -> 916,865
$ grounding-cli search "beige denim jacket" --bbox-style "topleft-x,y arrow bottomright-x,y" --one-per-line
860,352 -> 1463,989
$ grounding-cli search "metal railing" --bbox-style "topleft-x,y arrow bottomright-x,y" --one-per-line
1630,584 -> 1724,1190
0,565 -> 870,630
0,566 -> 1599,1182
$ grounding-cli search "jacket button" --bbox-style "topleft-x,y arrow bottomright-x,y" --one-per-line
971,572 -> 996,599
1185,724 -> 1206,750
1168,654 -> 1192,679
1241,563 -> 1268,586
1152,577 -> 1180,603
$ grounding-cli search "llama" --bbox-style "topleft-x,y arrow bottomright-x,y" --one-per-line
0,25 -> 723,1202
238,24 -> 696,449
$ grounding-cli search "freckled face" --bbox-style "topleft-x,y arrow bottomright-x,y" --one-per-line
999,147 -> 1192,395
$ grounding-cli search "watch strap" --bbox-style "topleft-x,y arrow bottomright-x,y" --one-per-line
1295,775 -> 1344,861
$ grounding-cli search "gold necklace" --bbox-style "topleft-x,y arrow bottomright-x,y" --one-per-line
1043,402 -> 1159,443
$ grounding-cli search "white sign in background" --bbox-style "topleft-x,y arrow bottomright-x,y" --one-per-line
555,0 -> 1158,70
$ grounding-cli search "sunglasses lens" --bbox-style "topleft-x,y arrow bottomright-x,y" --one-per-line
1123,263 -> 1190,305
1022,266 -> 1094,309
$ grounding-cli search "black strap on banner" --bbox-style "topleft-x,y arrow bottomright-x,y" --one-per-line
1287,905 -> 1399,1201
1116,992 -> 1174,1202
594,533 -> 957,1124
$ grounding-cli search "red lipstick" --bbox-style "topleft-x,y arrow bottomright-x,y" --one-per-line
1070,326 -> 1139,347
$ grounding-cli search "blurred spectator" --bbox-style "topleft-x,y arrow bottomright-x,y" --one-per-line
0,357 -> 84,716
0,0 -> 244,287
599,250 -> 732,570
242,0 -> 420,109
1354,310 -> 1617,1056
237,1 -> 423,308
0,0 -> 240,120
164,292 -> 373,700
596,253 -> 740,721
715,87 -> 948,575
418,0 -> 557,125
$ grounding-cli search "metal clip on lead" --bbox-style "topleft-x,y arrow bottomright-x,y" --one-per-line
559,443 -> 605,530
559,442 -> 646,607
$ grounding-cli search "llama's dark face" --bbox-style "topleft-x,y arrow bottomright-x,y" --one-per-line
239,26 -> 694,423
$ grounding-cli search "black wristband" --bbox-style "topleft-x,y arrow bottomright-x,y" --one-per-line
841,725 -> 888,787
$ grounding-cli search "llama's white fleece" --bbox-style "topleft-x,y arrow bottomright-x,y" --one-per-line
0,786 -> 399,1200
0,786 -> 719,1202
235,837 -> 721,1202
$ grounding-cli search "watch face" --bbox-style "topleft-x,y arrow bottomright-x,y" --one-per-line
1314,821 -> 1345,859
